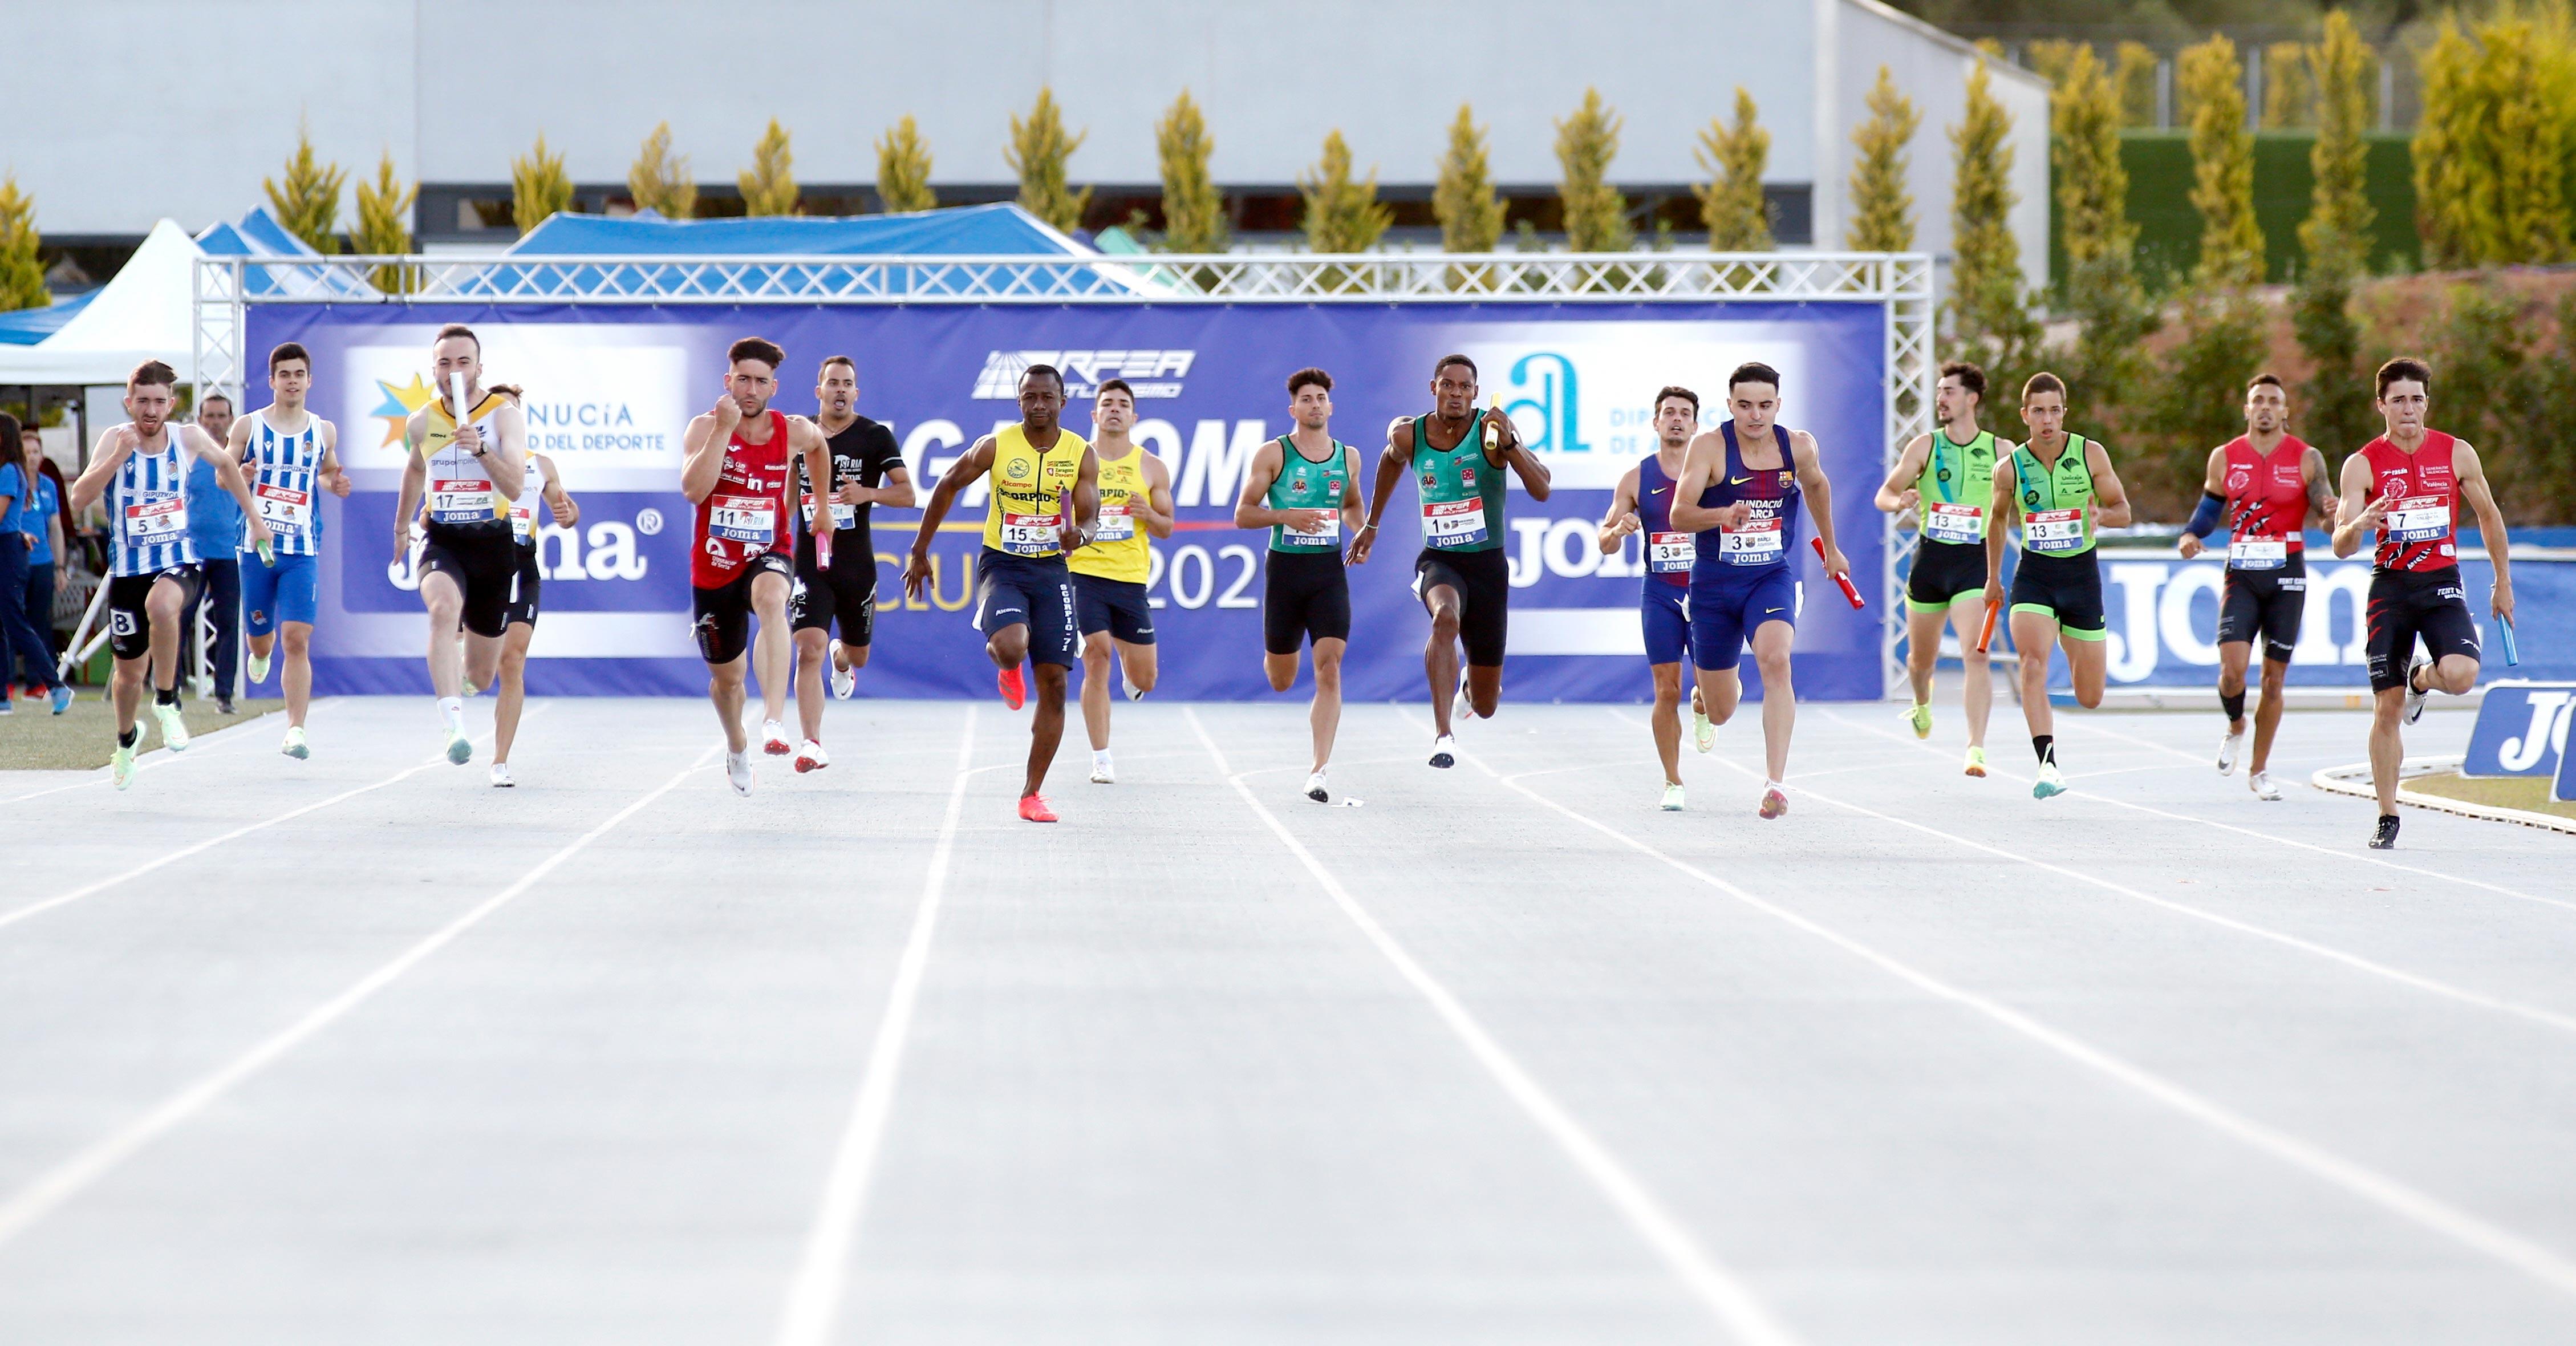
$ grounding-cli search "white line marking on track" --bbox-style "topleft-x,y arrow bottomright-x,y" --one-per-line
0,724 -> 262,804
773,707 -> 980,1346
1829,709 -> 2576,917
1614,711 -> 2576,1040
1186,708 -> 1802,1346
0,741 -> 721,1252
1464,724 -> 2576,1302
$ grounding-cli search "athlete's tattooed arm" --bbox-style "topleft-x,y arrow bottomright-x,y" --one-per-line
903,435 -> 996,600
2302,446 -> 2335,525
2452,440 -> 2514,621
1791,430 -> 1849,578
1597,464 -> 1642,553
1348,420 -> 1416,567
2330,453 -> 2383,558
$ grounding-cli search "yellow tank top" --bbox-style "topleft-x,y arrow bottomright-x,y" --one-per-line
420,391 -> 513,526
1069,444 -> 1153,583
980,422 -> 1090,559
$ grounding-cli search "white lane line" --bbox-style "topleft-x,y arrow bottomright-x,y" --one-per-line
0,724 -> 262,804
0,741 -> 721,1252
1458,725 -> 2576,1302
1828,708 -> 2576,917
1185,708 -> 1802,1346
773,707 -> 980,1346
1609,711 -> 2576,1040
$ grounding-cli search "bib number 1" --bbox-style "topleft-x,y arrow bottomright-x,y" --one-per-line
1422,498 -> 1487,548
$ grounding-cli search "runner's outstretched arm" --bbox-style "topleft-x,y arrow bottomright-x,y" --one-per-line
393,416 -> 428,552
2177,446 -> 2227,559
1982,455 -> 2017,605
902,435 -> 995,601
1792,430 -> 1848,577
2453,441 -> 2514,622
1348,425 -> 1413,566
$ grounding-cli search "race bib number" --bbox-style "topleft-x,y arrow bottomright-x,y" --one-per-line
1281,512 -> 1341,547
123,494 -> 187,544
1095,503 -> 1135,542
254,482 -> 310,532
1923,501 -> 1982,545
2226,534 -> 2288,570
1648,530 -> 1695,573
2025,508 -> 2086,554
429,479 -> 494,524
707,494 -> 776,545
2387,495 -> 2451,544
802,491 -> 857,532
1423,497 -> 1487,548
999,512 -> 1060,556
1718,510 -> 1784,565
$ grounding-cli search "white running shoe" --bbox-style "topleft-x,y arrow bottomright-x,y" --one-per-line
2249,770 -> 2281,801
1693,706 -> 1715,754
152,700 -> 190,752
761,719 -> 793,755
2217,729 -> 2242,775
829,640 -> 857,700
1429,734 -> 1456,769
2403,655 -> 2432,725
1090,751 -> 1115,784
2033,760 -> 2068,800
1661,782 -> 1686,812
248,650 -> 272,684
795,739 -> 830,773
725,750 -> 756,796
281,725 -> 310,760
490,763 -> 516,788
1123,673 -> 1145,702
1305,770 -> 1329,803
1453,677 -> 1474,721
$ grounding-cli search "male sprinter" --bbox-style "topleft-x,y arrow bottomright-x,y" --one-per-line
1983,372 -> 2132,800
1669,362 -> 1854,819
1070,378 -> 1173,784
397,323 -> 526,765
70,360 -> 272,789
1350,353 -> 1550,768
1235,367 -> 1364,803
1599,386 -> 1709,810
789,354 -> 911,771
2177,372 -> 2333,800
684,337 -> 836,796
230,341 -> 349,760
492,420 -> 577,787
1876,360 -> 2003,776
904,364 -> 1100,822
2332,356 -> 2514,850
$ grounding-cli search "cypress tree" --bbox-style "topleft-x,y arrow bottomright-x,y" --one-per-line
1845,66 -> 1918,252
1697,87 -> 1772,250
739,119 -> 798,217
628,122 -> 697,219
0,176 -> 46,312
2294,10 -> 2376,454
510,133 -> 573,236
1433,104 -> 1503,254
1300,129 -> 1392,254
2413,20 -> 2480,269
351,152 -> 415,294
2053,44 -> 2155,424
265,120 -> 347,253
1556,88 -> 1634,253
2181,34 -> 2263,285
1950,59 -> 2039,398
875,116 -> 936,213
1155,91 -> 1228,253
1008,87 -> 1092,233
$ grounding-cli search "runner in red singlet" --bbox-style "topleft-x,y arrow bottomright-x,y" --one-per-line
681,337 -> 836,796
2176,374 -> 2333,800
2330,356 -> 2517,849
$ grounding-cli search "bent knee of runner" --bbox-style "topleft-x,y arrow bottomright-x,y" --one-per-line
1427,607 -> 1461,642
1467,676 -> 1500,719
841,640 -> 871,669
2435,656 -> 2478,694
987,626 -> 1029,667
1263,655 -> 1298,692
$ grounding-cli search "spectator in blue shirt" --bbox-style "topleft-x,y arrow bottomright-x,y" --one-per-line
182,394 -> 245,712
0,412 -> 69,713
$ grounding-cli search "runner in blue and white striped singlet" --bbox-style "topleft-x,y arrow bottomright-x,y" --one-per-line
230,340 -> 348,762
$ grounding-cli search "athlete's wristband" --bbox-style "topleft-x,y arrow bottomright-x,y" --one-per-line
1357,521 -> 1378,533
2182,490 -> 2224,540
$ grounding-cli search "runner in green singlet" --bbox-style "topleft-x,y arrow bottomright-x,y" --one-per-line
1234,367 -> 1364,802
1350,353 -> 1551,769
1982,372 -> 2132,800
1876,360 -> 2008,776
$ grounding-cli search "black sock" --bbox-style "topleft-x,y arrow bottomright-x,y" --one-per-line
2220,690 -> 2246,722
119,727 -> 137,748
2033,734 -> 2055,765
154,686 -> 178,707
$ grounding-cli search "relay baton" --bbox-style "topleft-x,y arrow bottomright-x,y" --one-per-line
1977,597 -> 2002,654
2500,614 -> 2521,667
1813,537 -> 1864,608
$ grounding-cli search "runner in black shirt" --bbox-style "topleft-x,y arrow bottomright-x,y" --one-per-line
789,355 -> 912,770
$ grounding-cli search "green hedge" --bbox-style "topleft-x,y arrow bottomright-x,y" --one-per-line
2049,131 -> 2419,290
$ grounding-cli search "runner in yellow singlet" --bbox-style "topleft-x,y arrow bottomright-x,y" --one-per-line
1068,378 -> 1174,784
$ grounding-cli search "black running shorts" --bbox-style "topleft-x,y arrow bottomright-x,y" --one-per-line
691,550 -> 794,666
1263,550 -> 1350,655
789,539 -> 878,646
2216,557 -> 2305,664
1414,546 -> 1510,667
105,565 -> 203,662
2364,565 -> 2480,691
420,524 -> 519,639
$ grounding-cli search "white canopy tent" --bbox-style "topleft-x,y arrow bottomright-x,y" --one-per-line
0,219 -> 205,387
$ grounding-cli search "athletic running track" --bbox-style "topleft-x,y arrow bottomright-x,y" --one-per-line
3,698 -> 2572,1344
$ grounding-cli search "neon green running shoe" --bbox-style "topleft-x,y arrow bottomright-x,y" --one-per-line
1693,706 -> 1715,754
1963,745 -> 1988,778
1905,702 -> 1933,739
248,650 -> 271,684
2033,760 -> 2068,800
1660,783 -> 1686,812
445,727 -> 473,765
152,701 -> 190,752
111,743 -> 136,790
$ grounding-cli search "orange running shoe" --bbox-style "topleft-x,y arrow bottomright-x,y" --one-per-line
997,666 -> 1026,710
1018,792 -> 1058,823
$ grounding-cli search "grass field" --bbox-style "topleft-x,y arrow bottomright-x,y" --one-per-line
0,694 -> 279,771
2408,770 -> 2576,821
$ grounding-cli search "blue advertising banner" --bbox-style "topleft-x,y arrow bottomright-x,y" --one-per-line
2461,683 -> 2576,779
246,300 -> 1893,700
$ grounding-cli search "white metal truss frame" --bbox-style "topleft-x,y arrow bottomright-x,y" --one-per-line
195,250 -> 1934,695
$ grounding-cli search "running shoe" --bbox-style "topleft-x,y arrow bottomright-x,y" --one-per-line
1693,704 -> 1715,754
1905,702 -> 1932,739
248,650 -> 271,684
2249,771 -> 2281,801
1429,733 -> 1456,769
829,639 -> 857,699
1758,785 -> 1789,820
1018,792 -> 1058,823
1305,771 -> 1330,804
49,684 -> 72,714
445,727 -> 473,765
462,679 -> 480,697
217,695 -> 234,715
2033,760 -> 2068,800
795,739 -> 830,773
725,749 -> 756,796
152,701 -> 190,752
1090,753 -> 1115,785
282,725 -> 310,760
2369,813 -> 2400,849
1963,745 -> 1987,777
1661,783 -> 1686,812
2217,729 -> 2242,775
1123,672 -> 1146,702
1453,676 -> 1474,722
2403,655 -> 2432,725
111,742 -> 135,790
490,763 -> 516,788
761,719 -> 793,756
997,665 -> 1026,710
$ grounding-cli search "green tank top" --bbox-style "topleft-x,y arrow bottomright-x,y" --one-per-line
1916,428 -> 1997,545
1267,437 -> 1353,553
1412,413 -> 1506,553
2013,434 -> 2098,557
